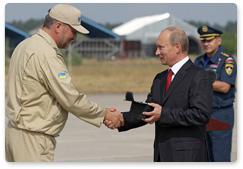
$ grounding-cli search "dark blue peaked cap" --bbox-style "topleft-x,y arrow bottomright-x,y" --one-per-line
197,25 -> 223,40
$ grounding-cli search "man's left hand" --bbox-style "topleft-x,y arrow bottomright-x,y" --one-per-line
142,103 -> 162,124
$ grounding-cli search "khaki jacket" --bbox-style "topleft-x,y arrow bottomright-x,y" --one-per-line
6,29 -> 106,137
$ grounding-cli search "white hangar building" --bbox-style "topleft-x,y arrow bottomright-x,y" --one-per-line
112,13 -> 201,56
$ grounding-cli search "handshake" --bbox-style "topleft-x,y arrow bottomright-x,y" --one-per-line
103,108 -> 124,129
103,102 -> 162,129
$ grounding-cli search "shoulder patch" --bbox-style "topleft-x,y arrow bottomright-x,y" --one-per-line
225,57 -> 234,64
58,72 -> 67,79
225,64 -> 234,75
221,52 -> 230,57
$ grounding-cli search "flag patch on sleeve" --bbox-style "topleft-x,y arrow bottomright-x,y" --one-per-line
58,72 -> 67,79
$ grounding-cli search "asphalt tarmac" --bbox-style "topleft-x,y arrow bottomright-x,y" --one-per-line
54,93 -> 237,162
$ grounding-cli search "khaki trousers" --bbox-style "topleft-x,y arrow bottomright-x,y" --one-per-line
5,122 -> 56,162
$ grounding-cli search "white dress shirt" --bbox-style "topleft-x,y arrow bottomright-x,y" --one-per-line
169,56 -> 189,81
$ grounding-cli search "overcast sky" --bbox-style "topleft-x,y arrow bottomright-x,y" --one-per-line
5,3 -> 237,26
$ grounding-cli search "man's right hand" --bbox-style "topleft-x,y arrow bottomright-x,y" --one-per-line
103,108 -> 124,129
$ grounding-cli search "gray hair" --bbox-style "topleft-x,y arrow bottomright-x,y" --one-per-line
43,12 -> 58,29
164,27 -> 189,54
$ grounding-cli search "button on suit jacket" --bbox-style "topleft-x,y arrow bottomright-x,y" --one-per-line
119,59 -> 213,162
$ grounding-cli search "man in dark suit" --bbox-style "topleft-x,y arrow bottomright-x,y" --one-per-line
105,27 -> 213,162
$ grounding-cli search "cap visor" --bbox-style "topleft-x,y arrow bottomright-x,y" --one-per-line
72,25 -> 89,34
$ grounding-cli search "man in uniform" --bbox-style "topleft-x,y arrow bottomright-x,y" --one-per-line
5,4 -> 124,162
194,25 -> 237,162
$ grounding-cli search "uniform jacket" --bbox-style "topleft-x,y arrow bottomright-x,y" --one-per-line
119,59 -> 213,162
6,29 -> 106,137
194,45 -> 237,109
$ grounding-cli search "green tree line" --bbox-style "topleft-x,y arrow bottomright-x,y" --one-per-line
7,19 -> 237,55
9,19 -> 44,32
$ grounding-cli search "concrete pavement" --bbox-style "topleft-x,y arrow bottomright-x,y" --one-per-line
54,93 -> 237,162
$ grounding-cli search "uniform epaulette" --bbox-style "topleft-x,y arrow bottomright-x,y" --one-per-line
221,52 -> 230,57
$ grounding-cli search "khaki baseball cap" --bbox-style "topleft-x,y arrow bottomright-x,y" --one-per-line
49,4 -> 89,34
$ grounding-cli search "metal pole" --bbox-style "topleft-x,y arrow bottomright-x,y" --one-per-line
68,44 -> 72,75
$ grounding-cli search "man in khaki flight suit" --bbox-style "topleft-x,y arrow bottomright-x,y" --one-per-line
5,4 -> 124,162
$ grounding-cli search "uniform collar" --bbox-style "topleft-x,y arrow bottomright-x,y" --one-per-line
37,29 -> 60,53
204,45 -> 224,64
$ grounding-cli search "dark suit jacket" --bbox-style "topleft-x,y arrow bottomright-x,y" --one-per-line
119,59 -> 213,162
